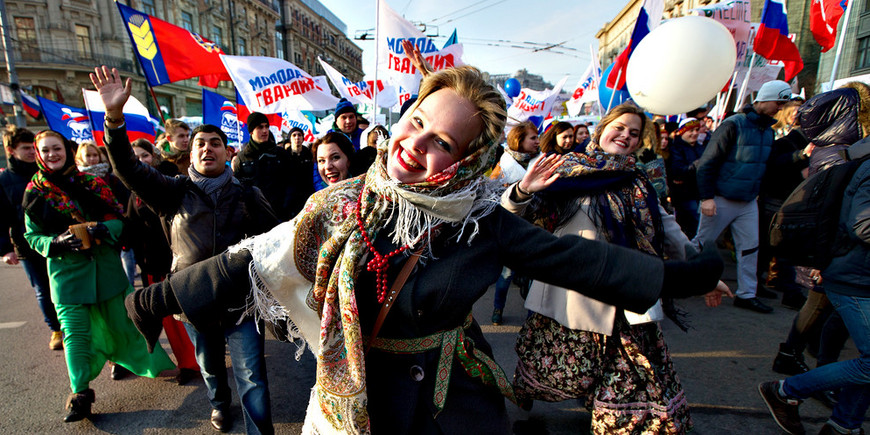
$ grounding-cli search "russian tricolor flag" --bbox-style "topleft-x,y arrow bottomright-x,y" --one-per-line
754,0 -> 804,81
20,90 -> 41,119
82,89 -> 156,145
606,0 -> 664,90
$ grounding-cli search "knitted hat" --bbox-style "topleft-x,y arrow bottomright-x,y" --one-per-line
335,98 -> 357,118
246,112 -> 269,134
754,80 -> 792,103
675,118 -> 700,136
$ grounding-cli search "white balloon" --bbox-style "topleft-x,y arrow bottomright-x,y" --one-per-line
626,15 -> 736,116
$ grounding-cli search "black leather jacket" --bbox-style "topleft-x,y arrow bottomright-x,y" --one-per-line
105,126 -> 279,274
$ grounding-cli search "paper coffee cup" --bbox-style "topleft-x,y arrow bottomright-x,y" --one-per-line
68,223 -> 95,250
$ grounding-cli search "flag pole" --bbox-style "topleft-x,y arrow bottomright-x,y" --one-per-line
373,0 -> 381,114
606,67 -> 622,113
592,44 -> 605,115
147,84 -> 166,124
735,52 -> 756,111
828,0 -> 855,90
721,71 -> 738,121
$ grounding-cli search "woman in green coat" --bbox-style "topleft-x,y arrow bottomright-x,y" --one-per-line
23,130 -> 173,423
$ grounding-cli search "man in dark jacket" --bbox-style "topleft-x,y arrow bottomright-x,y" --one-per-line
0,126 -> 62,350
233,112 -> 313,220
759,137 -> 870,435
95,65 -> 279,434
694,79 -> 792,314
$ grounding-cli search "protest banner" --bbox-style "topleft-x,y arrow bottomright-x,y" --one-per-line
376,0 -> 464,95
222,55 -> 338,115
566,50 -> 602,117
507,77 -> 569,123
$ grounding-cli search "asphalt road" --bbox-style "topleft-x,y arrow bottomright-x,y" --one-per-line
0,254 -> 862,434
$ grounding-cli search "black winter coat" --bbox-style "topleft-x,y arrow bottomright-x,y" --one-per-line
105,125 -> 279,273
0,157 -> 39,259
234,137 -> 314,221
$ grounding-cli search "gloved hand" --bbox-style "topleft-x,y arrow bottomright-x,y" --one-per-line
661,242 -> 724,299
87,222 -> 110,241
49,230 -> 83,255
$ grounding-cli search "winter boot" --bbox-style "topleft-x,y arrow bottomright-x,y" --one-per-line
49,330 -> 63,350
773,343 -> 810,376
63,388 -> 94,423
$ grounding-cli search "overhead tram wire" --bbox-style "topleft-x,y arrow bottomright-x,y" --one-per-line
428,0 -> 493,23
438,0 -> 509,24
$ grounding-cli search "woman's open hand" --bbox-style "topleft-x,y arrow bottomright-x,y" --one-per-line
89,66 -> 132,118
402,40 -> 433,77
704,280 -> 733,307
519,154 -> 564,194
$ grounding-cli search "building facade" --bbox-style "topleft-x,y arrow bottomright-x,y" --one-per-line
3,0 -> 361,128
277,0 -> 363,82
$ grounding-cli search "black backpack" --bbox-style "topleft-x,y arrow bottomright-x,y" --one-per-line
769,142 -> 870,269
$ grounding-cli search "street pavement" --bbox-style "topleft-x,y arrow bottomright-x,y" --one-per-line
0,254 -> 863,434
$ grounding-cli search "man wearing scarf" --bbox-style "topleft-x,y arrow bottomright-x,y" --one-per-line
97,72 -> 280,434
234,112 -> 313,221
0,127 -> 61,350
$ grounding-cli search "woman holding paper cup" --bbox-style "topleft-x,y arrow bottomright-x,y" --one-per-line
22,130 -> 173,423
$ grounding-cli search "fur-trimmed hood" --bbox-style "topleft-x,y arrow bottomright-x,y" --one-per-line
798,82 -> 870,147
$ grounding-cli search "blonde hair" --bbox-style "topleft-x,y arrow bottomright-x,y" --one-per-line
773,100 -> 802,131
74,141 -> 102,166
407,66 -> 506,155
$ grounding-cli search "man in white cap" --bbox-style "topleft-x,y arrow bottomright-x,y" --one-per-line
692,79 -> 792,314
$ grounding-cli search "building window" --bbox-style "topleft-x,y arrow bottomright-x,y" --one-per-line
260,47 -> 267,56
276,31 -> 284,59
140,0 -> 156,15
295,52 -> 302,65
238,37 -> 247,56
75,24 -> 92,58
212,25 -> 223,49
181,11 -> 194,32
14,17 -> 38,61
856,36 -> 870,70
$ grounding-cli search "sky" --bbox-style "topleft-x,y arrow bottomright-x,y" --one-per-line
316,0 -> 628,88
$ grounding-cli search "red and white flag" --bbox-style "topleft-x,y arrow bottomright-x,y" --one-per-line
507,77 -> 569,122
566,50 -> 601,117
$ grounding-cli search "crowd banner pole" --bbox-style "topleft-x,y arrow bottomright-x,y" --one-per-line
828,0 -> 855,90
721,71 -> 738,121
735,52 -> 756,111
606,68 -> 622,113
373,0 -> 381,111
148,85 -> 166,124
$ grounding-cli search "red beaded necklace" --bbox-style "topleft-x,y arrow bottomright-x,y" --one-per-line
355,188 -> 414,304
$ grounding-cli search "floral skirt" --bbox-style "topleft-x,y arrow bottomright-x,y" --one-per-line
513,313 -> 691,434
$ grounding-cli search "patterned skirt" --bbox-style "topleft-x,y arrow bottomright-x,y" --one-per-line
513,313 -> 692,434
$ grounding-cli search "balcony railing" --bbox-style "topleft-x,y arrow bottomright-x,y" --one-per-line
9,43 -> 136,73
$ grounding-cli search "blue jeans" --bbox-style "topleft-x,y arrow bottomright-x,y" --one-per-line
783,291 -> 870,429
493,267 -> 513,311
184,320 -> 273,435
20,257 -> 60,332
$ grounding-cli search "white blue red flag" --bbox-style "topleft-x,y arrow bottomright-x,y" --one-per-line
810,0 -> 848,52
606,0 -> 664,90
82,89 -> 156,145
20,90 -> 41,119
38,97 -> 93,144
755,0 -> 804,81
202,88 -> 247,145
